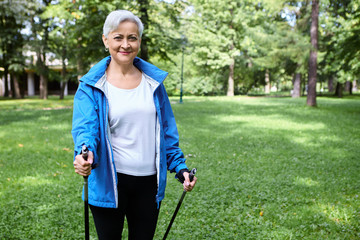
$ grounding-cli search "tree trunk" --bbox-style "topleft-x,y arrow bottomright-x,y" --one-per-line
39,70 -> 48,99
226,8 -> 235,97
248,58 -> 255,88
60,47 -> 67,100
36,46 -> 48,99
328,75 -> 334,92
265,69 -> 270,94
302,74 -> 307,96
39,5 -> 50,100
10,75 -> 14,98
39,75 -> 48,99
227,57 -> 235,96
13,75 -> 21,99
60,81 -> 67,99
139,0 -> 149,61
335,82 -> 343,98
292,72 -> 301,98
307,0 -> 319,106
4,67 -> 9,97
352,80 -> 358,92
60,81 -> 66,100
345,81 -> 352,94
27,72 -> 35,96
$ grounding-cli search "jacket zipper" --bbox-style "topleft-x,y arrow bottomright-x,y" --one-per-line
104,97 -> 118,208
94,77 -> 119,208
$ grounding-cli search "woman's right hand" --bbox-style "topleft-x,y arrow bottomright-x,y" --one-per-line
74,151 -> 94,177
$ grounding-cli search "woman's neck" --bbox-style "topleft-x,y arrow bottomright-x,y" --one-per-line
106,59 -> 142,89
107,60 -> 137,77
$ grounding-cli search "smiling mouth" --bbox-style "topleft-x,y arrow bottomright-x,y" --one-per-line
119,51 -> 131,55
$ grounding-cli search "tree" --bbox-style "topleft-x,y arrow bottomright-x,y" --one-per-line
282,1 -> 312,98
319,0 -> 358,98
133,0 -> 187,63
42,0 -> 82,99
2,0 -> 357,99
38,0 -> 187,100
68,0 -> 115,79
138,0 -> 150,61
28,0 -> 53,99
307,0 -> 319,106
331,0 -> 360,96
187,0 -> 264,96
0,0 -> 35,98
185,0 -> 312,96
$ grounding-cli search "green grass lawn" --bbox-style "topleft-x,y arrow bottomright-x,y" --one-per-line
0,95 -> 359,239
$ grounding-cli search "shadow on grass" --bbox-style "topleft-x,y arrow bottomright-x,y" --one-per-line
0,105 -> 73,127
169,97 -> 360,239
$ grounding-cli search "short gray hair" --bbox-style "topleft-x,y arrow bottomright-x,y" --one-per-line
103,10 -> 144,38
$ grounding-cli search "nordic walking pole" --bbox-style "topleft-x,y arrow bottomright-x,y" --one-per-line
163,168 -> 197,240
81,145 -> 90,240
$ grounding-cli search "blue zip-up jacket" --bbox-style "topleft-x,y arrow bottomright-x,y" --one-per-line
71,56 -> 188,208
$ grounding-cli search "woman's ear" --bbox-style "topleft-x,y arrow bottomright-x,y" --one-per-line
102,34 -> 108,49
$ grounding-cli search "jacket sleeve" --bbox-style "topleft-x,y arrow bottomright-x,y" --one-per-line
159,84 -> 188,173
71,82 -> 100,165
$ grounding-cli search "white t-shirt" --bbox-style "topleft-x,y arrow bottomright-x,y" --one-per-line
107,73 -> 156,176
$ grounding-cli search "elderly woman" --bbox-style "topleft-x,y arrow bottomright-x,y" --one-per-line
71,10 -> 197,239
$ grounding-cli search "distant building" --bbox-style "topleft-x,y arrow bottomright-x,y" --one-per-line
0,51 -> 78,97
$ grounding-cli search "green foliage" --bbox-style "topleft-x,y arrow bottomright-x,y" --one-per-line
153,51 -> 225,96
1,0 -> 359,98
61,0 -> 120,71
0,96 -> 360,239
320,0 -> 360,83
182,0 -> 312,95
333,1 -> 360,78
139,0 -> 188,62
0,0 -> 33,74
183,0 -> 259,95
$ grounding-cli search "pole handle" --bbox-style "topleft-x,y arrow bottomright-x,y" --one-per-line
81,145 -> 89,179
81,145 -> 88,161
189,168 -> 196,182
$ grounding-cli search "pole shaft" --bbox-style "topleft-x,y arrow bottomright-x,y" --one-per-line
163,191 -> 187,240
82,146 -> 90,240
163,168 -> 196,240
84,176 -> 89,240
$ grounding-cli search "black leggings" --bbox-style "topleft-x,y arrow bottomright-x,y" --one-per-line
89,173 -> 159,240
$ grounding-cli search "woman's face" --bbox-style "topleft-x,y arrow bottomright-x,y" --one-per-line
103,21 -> 141,65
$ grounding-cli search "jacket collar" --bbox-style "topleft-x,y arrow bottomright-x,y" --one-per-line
80,56 -> 168,86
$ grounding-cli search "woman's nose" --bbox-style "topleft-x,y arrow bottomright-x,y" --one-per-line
121,39 -> 130,48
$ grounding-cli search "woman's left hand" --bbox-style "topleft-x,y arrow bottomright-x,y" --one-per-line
182,172 -> 197,192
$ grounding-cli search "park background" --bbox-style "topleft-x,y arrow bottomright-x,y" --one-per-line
1,0 -> 360,239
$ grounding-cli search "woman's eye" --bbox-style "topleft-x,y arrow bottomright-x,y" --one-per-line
114,36 -> 122,40
129,36 -> 137,41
